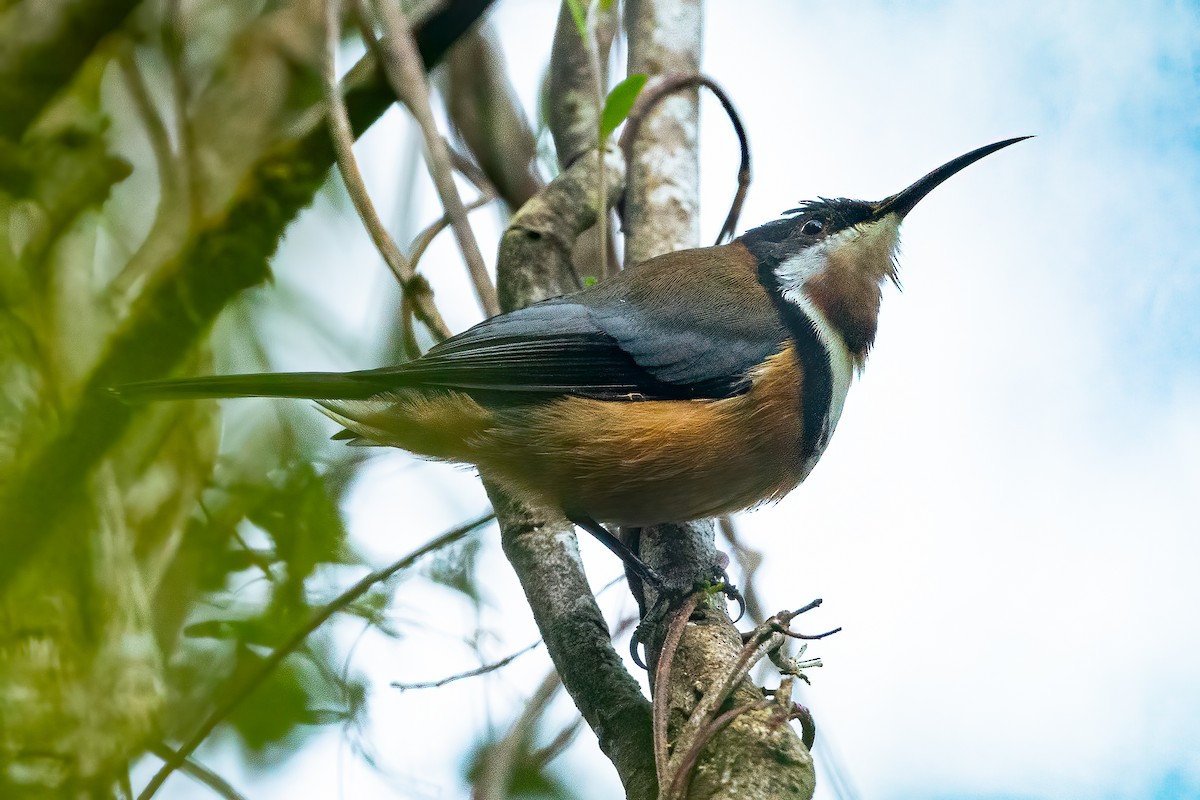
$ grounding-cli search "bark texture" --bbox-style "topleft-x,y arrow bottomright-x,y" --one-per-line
623,0 -> 702,265
621,1 -> 816,797
492,147 -> 658,800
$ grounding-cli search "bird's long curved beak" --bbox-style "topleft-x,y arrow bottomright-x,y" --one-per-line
873,136 -> 1032,219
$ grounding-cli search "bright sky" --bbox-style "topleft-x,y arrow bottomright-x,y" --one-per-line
155,2 -> 1200,799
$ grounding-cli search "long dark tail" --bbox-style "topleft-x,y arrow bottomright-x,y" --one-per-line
111,371 -> 391,402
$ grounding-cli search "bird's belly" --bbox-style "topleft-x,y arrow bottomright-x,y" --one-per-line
476,349 -> 810,525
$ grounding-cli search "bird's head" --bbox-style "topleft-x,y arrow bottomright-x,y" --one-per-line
742,137 -> 1030,361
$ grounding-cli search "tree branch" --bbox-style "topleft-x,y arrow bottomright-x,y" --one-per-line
621,2 -> 816,797
323,0 -> 452,341
445,24 -> 544,210
619,73 -> 752,245
490,147 -> 657,800
621,0 -> 702,265
362,0 -> 500,317
547,0 -> 618,169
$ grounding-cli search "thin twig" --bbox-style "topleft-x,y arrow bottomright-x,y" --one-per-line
764,674 -> 817,749
773,599 -> 842,641
792,704 -> 817,751
669,627 -> 783,765
148,743 -> 247,800
391,638 -> 541,690
619,73 -> 752,245
659,604 -> 834,795
321,0 -> 452,341
109,48 -> 190,304
162,0 -> 199,228
399,289 -> 421,360
136,513 -> 493,800
360,0 -> 501,317
447,144 -> 497,196
651,592 -> 702,785
657,611 -> 816,799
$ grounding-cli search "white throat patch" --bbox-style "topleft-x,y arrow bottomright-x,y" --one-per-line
773,217 -> 900,295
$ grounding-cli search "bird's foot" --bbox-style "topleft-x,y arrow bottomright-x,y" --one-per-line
627,567 -> 746,669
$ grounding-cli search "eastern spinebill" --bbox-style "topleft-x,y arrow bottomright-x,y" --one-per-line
116,137 -> 1029,583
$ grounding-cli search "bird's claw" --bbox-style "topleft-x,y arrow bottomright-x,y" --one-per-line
718,576 -> 747,623
627,568 -> 747,669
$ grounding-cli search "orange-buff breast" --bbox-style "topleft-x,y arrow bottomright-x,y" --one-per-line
469,345 -> 808,525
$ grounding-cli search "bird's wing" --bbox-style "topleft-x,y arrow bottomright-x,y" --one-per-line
355,296 -> 782,401
361,243 -> 791,401
114,244 -> 790,404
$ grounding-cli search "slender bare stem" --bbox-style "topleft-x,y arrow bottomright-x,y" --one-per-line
408,193 -> 495,275
620,73 -> 752,245
663,700 -> 774,800
663,627 -> 785,782
109,48 -> 190,305
391,638 -> 540,691
717,515 -> 766,625
322,0 -> 452,341
532,717 -> 584,768
651,593 -> 703,784
148,743 -> 247,800
474,669 -> 562,800
361,0 -> 501,317
162,0 -> 199,228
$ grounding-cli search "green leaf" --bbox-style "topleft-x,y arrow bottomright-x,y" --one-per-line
565,0 -> 588,40
600,74 -> 647,142
599,0 -> 615,8
227,651 -> 316,753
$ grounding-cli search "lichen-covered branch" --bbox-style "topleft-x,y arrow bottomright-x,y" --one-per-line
547,0 -> 618,169
622,0 -> 702,265
0,0 -> 497,592
621,2 -> 816,797
491,148 -> 658,800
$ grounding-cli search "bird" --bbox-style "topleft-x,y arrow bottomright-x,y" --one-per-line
115,137 -> 1029,588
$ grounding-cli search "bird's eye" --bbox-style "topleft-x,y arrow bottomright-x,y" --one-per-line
800,219 -> 824,236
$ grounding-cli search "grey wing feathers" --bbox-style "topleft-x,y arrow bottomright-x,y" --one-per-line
114,290 -> 788,404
